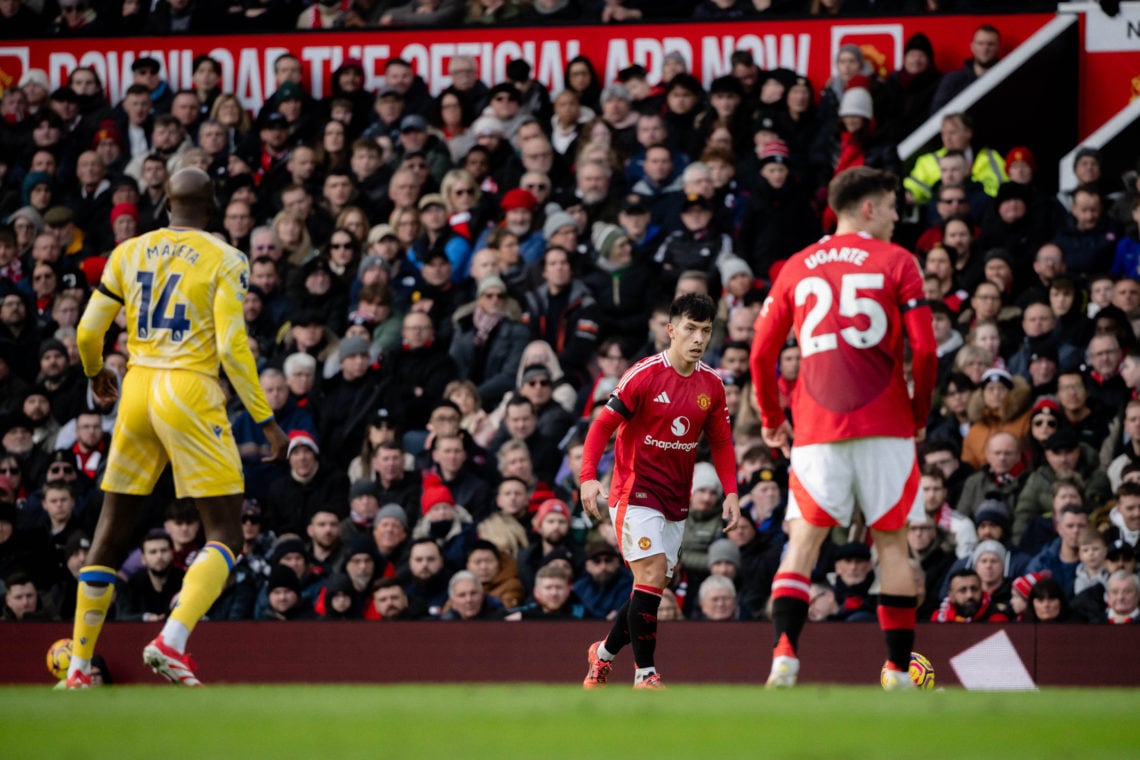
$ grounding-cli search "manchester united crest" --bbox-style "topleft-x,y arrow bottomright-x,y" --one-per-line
637,536 -> 652,550
697,393 -> 711,410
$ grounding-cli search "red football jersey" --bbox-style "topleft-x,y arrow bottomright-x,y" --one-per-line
750,231 -> 936,445
590,352 -> 734,521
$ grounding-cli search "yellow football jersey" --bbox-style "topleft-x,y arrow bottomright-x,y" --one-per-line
77,227 -> 273,426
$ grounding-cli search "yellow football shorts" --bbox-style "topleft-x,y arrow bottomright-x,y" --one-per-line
102,366 -> 244,498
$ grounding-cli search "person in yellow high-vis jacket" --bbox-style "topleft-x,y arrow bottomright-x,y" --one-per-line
904,112 -> 1008,205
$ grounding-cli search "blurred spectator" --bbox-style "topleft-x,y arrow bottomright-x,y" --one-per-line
404,537 -> 449,617
930,24 -> 1002,115
572,540 -> 632,620
695,574 -> 739,621
2,571 -> 54,620
1025,503 -> 1088,597
369,577 -> 412,620
466,538 -> 524,609
905,113 -> 1007,206
265,431 -> 350,536
960,369 -> 1031,471
380,0 -> 463,28
1074,569 -> 1140,624
931,567 -> 1011,622
261,564 -> 316,620
1021,575 -> 1071,622
117,530 -> 183,622
1055,185 -> 1120,276
440,569 -> 504,619
877,33 -> 941,145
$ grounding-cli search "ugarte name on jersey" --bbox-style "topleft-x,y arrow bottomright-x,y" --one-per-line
145,242 -> 201,265
803,246 -> 870,269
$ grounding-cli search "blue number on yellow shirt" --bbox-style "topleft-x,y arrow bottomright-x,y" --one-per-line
136,271 -> 191,342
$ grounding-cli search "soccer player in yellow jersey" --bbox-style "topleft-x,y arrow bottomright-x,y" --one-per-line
66,168 -> 289,688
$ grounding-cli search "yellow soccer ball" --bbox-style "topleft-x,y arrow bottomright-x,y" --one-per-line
882,651 -> 935,689
46,638 -> 73,681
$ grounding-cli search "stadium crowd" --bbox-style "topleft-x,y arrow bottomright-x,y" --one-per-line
0,0 -> 1056,37
2,9 -> 1140,631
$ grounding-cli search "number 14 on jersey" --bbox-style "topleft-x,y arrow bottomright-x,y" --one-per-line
136,271 -> 191,342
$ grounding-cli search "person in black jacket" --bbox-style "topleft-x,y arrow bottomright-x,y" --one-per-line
736,144 -> 819,279
584,222 -> 653,346
450,276 -> 529,411
318,336 -> 394,470
265,432 -> 350,536
876,33 -> 942,146
117,530 -> 184,622
381,312 -> 459,431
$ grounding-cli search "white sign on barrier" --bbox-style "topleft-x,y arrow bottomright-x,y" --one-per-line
1084,0 -> 1140,52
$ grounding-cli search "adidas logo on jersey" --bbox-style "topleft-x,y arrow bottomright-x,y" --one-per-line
654,391 -> 671,404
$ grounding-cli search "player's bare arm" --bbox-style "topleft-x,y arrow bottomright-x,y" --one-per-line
89,368 -> 121,407
762,421 -> 793,456
721,492 -> 741,532
261,420 -> 289,463
580,479 -> 608,520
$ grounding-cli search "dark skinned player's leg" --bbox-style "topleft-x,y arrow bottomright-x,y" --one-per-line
69,493 -> 147,678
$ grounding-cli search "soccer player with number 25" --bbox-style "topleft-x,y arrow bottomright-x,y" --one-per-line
750,167 -> 938,689
66,168 -> 289,688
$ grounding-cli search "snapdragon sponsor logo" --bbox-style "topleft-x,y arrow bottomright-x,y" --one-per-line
646,417 -> 697,451
643,436 -> 699,452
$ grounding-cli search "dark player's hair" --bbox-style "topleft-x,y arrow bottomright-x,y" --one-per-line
669,293 -> 716,324
827,167 -> 899,216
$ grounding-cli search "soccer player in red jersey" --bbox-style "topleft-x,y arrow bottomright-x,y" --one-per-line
749,167 -> 938,688
579,293 -> 740,689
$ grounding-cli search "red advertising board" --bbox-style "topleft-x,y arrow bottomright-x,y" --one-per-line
0,15 -> 1051,115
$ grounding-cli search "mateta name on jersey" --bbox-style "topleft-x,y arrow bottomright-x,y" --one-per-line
145,242 -> 201,265
803,246 -> 870,269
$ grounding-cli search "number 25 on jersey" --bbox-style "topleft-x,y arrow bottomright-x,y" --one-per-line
137,271 -> 191,342
795,273 -> 886,357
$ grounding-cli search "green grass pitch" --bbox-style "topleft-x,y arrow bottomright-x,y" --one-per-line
3,684 -> 1139,759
